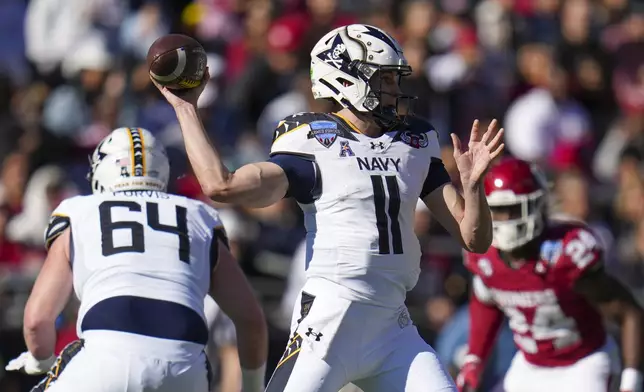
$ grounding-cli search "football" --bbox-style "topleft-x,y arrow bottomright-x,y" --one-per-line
147,34 -> 207,90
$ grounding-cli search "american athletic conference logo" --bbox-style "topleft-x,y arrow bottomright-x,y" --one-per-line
339,141 -> 354,157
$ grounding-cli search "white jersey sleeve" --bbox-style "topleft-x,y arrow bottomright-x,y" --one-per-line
425,128 -> 442,159
397,116 -> 443,159
270,114 -> 317,158
268,113 -> 334,204
198,202 -> 226,233
399,117 -> 452,199
44,196 -> 81,250
195,202 -> 229,271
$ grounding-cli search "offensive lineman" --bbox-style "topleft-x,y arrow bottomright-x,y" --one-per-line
154,24 -> 504,391
5,128 -> 268,392
457,157 -> 644,392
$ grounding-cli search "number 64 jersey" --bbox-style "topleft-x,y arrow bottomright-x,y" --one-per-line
44,191 -> 224,345
464,221 -> 607,367
270,113 -> 451,309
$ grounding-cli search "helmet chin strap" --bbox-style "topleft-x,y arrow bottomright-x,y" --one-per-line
341,98 -> 405,132
367,92 -> 416,130
371,105 -> 400,129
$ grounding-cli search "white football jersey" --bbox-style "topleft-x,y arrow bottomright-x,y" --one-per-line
271,113 -> 448,308
44,190 -> 225,344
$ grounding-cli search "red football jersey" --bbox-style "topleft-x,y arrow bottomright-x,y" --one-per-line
465,221 -> 606,367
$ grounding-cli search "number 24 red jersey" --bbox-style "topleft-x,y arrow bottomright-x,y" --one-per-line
465,221 -> 606,367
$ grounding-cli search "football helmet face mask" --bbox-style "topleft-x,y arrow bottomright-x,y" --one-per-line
310,24 -> 416,128
484,158 -> 549,251
87,127 -> 169,194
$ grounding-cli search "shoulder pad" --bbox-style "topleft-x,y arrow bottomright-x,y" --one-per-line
270,112 -> 357,157
548,219 -> 593,236
393,117 -> 442,158
44,196 -> 80,250
425,129 -> 442,159
401,116 -> 437,135
560,226 -> 603,272
198,203 -> 229,249
197,202 -> 224,229
270,116 -> 314,158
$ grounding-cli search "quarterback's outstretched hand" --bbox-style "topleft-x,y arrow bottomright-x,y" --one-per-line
451,119 -> 504,189
151,67 -> 211,109
5,351 -> 55,375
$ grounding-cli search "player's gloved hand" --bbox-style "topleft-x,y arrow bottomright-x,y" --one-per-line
5,351 -> 55,375
455,354 -> 483,392
620,368 -> 643,392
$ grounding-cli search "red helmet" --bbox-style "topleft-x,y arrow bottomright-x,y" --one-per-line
484,157 -> 548,251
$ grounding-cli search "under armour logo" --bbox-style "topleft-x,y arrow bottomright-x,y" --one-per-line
371,141 -> 385,150
305,328 -> 323,341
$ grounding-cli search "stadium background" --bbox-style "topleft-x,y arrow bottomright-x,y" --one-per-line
0,0 -> 643,390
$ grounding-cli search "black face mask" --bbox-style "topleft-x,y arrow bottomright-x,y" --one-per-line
370,95 -> 417,129
354,63 -> 418,129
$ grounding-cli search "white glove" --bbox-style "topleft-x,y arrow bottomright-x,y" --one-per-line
621,368 -> 643,392
5,351 -> 55,375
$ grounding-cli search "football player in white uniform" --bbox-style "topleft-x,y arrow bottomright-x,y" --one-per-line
154,24 -> 504,392
5,128 -> 268,392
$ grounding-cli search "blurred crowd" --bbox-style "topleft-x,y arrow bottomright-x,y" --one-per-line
1,0 -> 644,390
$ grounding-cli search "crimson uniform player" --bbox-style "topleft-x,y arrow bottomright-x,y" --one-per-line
457,157 -> 644,392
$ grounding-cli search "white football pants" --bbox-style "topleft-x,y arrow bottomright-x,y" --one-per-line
503,338 -> 621,392
37,331 -> 209,392
265,278 -> 456,392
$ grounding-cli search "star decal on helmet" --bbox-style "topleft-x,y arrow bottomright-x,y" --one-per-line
316,34 -> 352,72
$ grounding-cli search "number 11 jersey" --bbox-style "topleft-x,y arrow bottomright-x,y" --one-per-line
269,113 -> 451,308
44,190 -> 224,345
